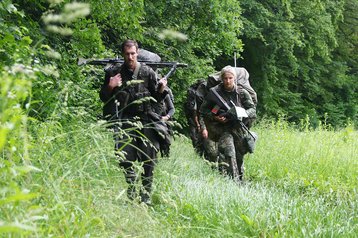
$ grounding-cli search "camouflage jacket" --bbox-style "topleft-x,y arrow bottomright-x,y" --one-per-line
199,83 -> 256,141
99,63 -> 167,121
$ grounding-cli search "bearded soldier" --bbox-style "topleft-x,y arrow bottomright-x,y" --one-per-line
100,40 -> 168,204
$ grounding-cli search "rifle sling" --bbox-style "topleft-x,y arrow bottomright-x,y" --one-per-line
132,62 -> 141,80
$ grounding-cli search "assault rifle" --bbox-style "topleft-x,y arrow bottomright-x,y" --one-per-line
77,57 -> 187,81
211,88 -> 256,140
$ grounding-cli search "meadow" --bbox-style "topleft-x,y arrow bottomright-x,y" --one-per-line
1,119 -> 357,237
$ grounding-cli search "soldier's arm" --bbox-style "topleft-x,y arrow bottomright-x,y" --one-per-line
198,99 -> 214,130
99,64 -> 124,103
241,89 -> 256,118
164,94 -> 175,118
147,67 -> 168,101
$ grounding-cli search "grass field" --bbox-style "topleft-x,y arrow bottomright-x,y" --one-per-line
1,120 -> 357,237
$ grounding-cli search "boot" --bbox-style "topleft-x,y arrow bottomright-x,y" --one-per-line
125,171 -> 137,200
139,190 -> 151,205
127,184 -> 137,200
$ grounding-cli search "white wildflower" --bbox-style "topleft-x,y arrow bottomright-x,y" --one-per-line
159,29 -> 188,41
7,91 -> 16,99
13,104 -> 21,109
5,122 -> 15,130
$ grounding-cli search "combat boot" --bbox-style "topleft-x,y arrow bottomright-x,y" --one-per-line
127,185 -> 137,200
125,171 -> 137,200
139,190 -> 151,205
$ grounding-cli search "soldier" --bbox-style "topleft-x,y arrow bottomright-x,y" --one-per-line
184,79 -> 219,163
200,66 -> 256,181
99,39 -> 168,204
195,81 -> 219,164
184,79 -> 206,156
152,86 -> 175,157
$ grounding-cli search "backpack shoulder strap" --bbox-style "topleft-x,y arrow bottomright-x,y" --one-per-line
132,62 -> 141,80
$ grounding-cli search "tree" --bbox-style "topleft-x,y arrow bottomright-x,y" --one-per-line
141,0 -> 244,124
238,0 -> 355,127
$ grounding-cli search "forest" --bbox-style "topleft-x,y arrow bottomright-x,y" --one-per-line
1,0 -> 357,127
1,0 -> 357,237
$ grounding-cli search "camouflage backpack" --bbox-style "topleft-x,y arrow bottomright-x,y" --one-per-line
184,79 -> 206,116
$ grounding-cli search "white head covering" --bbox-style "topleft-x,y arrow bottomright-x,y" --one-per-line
220,65 -> 237,80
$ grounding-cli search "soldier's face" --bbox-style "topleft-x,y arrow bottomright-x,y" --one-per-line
222,72 -> 235,91
123,46 -> 138,70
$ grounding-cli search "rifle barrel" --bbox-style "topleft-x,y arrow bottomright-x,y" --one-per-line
77,58 -> 187,68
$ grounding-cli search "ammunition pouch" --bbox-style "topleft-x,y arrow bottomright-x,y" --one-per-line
133,91 -> 151,112
244,131 -> 258,153
115,91 -> 129,108
148,111 -> 171,155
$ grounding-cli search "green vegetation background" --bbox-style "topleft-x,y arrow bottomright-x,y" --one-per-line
1,0 -> 357,237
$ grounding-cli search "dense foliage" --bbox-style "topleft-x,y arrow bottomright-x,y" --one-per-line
239,0 -> 357,127
2,0 -> 356,127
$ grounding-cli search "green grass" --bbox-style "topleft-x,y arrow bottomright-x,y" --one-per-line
1,120 -> 357,237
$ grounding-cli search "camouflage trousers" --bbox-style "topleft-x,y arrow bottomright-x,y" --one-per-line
113,121 -> 159,202
202,138 -> 218,163
186,118 -> 203,156
217,131 -> 248,181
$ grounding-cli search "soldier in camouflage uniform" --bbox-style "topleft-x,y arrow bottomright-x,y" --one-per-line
195,81 -> 219,164
184,80 -> 219,163
184,79 -> 205,155
99,40 -> 168,204
200,66 -> 256,181
152,86 -> 175,157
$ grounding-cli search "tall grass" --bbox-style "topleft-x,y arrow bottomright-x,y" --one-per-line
2,119 -> 356,237
153,120 -> 357,237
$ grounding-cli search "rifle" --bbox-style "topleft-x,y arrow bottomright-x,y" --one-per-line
77,57 -> 187,80
210,88 -> 256,140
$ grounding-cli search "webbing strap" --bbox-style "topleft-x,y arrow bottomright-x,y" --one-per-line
132,62 -> 141,80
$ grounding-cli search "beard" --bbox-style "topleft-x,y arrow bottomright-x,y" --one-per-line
126,60 -> 136,70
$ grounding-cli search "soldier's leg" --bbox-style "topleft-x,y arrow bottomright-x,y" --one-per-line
140,150 -> 156,204
114,124 -> 139,200
117,142 -> 138,200
188,119 -> 204,156
203,138 -> 218,164
188,122 -> 197,146
138,127 -> 159,204
196,135 -> 205,157
235,152 -> 244,181
234,137 -> 249,181
218,132 -> 239,179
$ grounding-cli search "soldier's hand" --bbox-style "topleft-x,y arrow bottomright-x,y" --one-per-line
201,128 -> 208,139
161,115 -> 170,121
109,73 -> 122,90
214,115 -> 227,123
158,78 -> 167,93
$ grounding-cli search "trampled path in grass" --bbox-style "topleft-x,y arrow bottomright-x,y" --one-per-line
92,122 -> 357,237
